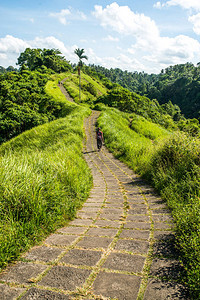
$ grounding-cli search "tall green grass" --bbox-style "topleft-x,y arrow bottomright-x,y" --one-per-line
98,107 -> 200,298
0,85 -> 92,271
130,113 -> 170,140
45,77 -> 77,116
148,133 -> 200,297
62,73 -> 107,104
97,108 -> 156,172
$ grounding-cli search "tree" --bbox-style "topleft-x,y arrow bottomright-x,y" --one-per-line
74,48 -> 88,102
17,48 -> 72,73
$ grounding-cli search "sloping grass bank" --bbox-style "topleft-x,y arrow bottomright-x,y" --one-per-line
0,104 -> 92,271
98,108 -> 200,299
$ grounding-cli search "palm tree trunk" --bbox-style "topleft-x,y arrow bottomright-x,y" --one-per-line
78,66 -> 81,102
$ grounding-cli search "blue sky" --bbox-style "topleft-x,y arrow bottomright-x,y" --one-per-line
1,0 -> 200,73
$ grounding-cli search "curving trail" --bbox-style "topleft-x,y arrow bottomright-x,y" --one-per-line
0,87 -> 188,299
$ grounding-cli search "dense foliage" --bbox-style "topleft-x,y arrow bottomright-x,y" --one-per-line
1,48 -> 200,296
89,63 -> 200,121
17,48 -> 72,73
94,86 -> 199,136
0,66 -> 18,74
0,69 -> 75,144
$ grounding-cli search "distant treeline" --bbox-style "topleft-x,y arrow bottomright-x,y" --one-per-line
87,62 -> 200,120
0,66 -> 18,74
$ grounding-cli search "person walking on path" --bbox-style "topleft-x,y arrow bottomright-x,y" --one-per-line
96,127 -> 104,151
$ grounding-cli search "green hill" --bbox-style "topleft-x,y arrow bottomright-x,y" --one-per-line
0,48 -> 200,298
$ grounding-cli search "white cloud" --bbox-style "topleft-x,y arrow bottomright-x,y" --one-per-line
0,35 -> 29,54
153,2 -> 165,9
0,35 -> 79,67
93,2 -> 159,40
49,8 -> 86,25
154,0 -> 200,11
103,35 -> 119,42
189,13 -> 200,34
93,2 -> 200,72
49,9 -> 71,25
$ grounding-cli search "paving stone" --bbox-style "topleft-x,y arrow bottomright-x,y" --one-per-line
149,203 -> 168,209
107,192 -> 123,197
103,252 -> 145,273
150,258 -> 183,280
25,246 -> 64,262
154,230 -> 174,240
115,239 -> 149,254
77,212 -> 97,219
86,227 -> 118,237
120,229 -> 150,240
0,262 -> 47,284
126,215 -> 150,222
76,236 -> 112,249
104,203 -> 124,208
98,213 -> 123,221
39,266 -> 91,291
124,221 -> 151,230
152,208 -> 171,214
68,219 -> 93,227
79,207 -> 100,213
21,287 -> 71,299
57,226 -> 87,235
146,196 -> 163,203
126,191 -> 142,197
129,203 -> 147,208
0,283 -> 25,300
143,278 -> 189,300
128,208 -> 148,214
106,200 -> 124,205
94,219 -> 121,228
61,249 -> 102,266
83,202 -> 102,207
153,236 -> 178,258
101,208 -> 123,214
152,214 -> 174,223
92,271 -> 141,300
86,197 -> 104,203
44,234 -> 78,247
154,222 -> 173,230
129,200 -> 146,205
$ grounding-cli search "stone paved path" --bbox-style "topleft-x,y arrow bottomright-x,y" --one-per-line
0,113 -> 188,298
58,79 -> 74,102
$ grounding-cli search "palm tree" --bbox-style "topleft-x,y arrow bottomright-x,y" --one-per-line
74,48 -> 88,102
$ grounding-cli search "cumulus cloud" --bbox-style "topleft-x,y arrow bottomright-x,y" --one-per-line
154,0 -> 200,11
93,2 -> 159,40
93,2 -> 200,72
0,35 -> 29,54
49,9 -> 71,25
49,8 -> 86,25
0,35 -> 79,67
189,13 -> 200,34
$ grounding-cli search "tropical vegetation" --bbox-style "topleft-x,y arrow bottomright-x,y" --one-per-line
88,62 -> 200,120
1,47 -> 200,298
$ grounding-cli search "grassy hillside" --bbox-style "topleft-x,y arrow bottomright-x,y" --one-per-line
62,72 -> 108,104
1,64 -> 200,297
0,79 -> 92,271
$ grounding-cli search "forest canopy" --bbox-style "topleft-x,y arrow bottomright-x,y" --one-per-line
17,48 -> 72,73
